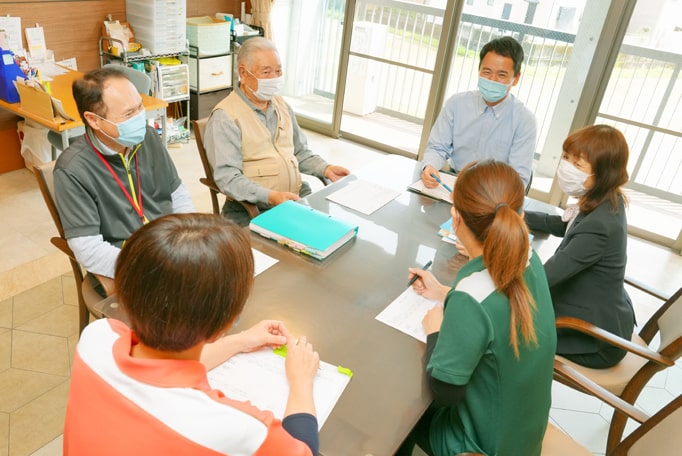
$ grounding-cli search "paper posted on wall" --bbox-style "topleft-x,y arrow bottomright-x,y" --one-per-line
25,25 -> 47,62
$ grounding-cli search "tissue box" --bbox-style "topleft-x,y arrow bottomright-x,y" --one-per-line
187,17 -> 231,56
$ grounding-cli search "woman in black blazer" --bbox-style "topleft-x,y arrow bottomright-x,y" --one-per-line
525,125 -> 635,368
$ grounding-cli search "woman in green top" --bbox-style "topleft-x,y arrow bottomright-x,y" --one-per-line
396,161 -> 557,456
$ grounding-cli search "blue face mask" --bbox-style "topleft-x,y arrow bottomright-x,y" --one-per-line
97,109 -> 147,147
478,77 -> 510,104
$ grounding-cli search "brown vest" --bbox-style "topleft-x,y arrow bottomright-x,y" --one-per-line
214,92 -> 302,194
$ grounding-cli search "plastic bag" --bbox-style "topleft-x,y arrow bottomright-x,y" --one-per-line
17,119 -> 52,169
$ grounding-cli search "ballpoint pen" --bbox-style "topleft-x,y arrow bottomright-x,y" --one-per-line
430,173 -> 453,193
407,260 -> 433,287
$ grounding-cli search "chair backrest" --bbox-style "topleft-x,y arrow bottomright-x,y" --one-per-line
103,63 -> 153,95
47,127 -> 86,153
541,395 -> 682,455
611,285 -> 682,411
33,162 -> 101,334
613,394 -> 682,456
191,118 -> 262,220
34,161 -> 66,239
192,118 -> 222,214
647,286 -> 682,359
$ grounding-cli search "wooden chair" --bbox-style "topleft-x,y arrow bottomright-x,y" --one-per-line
191,118 -> 260,218
191,118 -> 329,220
552,281 -> 682,452
456,358 -> 681,455
548,359 -> 682,455
33,162 -> 108,334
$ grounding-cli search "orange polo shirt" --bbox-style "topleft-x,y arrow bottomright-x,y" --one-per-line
64,319 -> 312,456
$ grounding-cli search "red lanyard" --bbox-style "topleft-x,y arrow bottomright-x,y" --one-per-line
86,134 -> 147,224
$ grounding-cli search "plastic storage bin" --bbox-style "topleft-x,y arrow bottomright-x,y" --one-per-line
157,64 -> 189,102
187,17 -> 231,56
126,0 -> 186,55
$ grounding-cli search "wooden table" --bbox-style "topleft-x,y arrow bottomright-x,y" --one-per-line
0,68 -> 168,154
97,155 -> 562,455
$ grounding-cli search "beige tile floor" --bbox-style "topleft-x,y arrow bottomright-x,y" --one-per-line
0,129 -> 680,455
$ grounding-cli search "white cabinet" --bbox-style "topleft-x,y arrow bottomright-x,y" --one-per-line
186,45 -> 234,120
189,54 -> 232,93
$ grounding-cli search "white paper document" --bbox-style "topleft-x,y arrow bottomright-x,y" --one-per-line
0,16 -> 22,51
252,248 -> 278,276
207,348 -> 352,430
407,173 -> 457,204
326,179 -> 400,215
25,25 -> 47,61
376,287 -> 441,343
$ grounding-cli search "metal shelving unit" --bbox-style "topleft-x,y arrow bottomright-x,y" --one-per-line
98,36 -> 190,144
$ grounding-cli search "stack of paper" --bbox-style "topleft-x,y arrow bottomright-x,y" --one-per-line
438,217 -> 457,245
325,179 -> 400,215
249,200 -> 359,260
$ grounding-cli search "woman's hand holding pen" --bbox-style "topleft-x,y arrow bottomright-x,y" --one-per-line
407,268 -> 449,303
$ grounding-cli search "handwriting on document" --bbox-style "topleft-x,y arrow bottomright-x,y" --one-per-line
407,173 -> 456,204
207,348 -> 351,430
376,287 -> 441,343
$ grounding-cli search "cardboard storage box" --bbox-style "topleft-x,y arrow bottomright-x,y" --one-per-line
15,82 -> 60,122
187,17 -> 231,56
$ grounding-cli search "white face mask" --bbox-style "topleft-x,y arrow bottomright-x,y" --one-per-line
245,68 -> 284,101
556,159 -> 591,197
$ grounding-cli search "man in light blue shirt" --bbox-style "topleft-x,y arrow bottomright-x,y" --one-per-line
421,36 -> 536,189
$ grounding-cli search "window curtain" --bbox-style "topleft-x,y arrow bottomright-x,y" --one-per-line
251,0 -> 274,39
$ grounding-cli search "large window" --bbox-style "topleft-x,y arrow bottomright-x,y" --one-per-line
594,0 -> 682,248
270,0 -> 682,251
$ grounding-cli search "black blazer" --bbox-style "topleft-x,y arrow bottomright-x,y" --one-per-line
525,196 -> 635,355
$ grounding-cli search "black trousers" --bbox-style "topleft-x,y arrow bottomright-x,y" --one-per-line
394,403 -> 437,456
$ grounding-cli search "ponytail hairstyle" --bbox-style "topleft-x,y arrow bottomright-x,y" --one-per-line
453,160 -> 537,358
